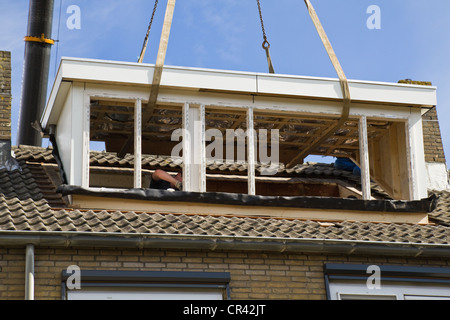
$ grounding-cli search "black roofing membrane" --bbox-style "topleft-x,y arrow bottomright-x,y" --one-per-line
58,185 -> 438,213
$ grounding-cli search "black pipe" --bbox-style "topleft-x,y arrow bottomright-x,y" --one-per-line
17,0 -> 54,147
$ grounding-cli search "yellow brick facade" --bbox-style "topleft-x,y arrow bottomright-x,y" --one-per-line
1,247 -> 449,300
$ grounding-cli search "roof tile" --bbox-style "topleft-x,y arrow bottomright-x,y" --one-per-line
0,145 -> 447,246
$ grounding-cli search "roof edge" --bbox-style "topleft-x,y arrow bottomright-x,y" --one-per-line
58,185 -> 437,213
0,230 -> 449,258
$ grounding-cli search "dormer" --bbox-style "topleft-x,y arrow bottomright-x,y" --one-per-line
41,57 -> 437,224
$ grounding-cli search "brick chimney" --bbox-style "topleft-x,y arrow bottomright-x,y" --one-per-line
0,51 -> 20,171
0,51 -> 12,141
399,79 -> 449,190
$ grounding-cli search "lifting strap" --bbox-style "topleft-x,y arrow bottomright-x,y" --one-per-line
256,0 -> 275,74
119,0 -> 176,158
287,0 -> 351,168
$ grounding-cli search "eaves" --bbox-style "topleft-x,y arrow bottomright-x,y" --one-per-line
0,230 -> 449,259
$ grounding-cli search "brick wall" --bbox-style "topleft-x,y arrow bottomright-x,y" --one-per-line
1,247 -> 449,300
0,51 -> 12,141
422,107 -> 446,163
398,79 -> 446,164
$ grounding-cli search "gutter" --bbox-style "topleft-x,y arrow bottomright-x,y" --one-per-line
1,231 -> 449,259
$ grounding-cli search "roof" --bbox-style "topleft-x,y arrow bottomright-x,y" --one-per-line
13,145 -> 390,198
43,58 -> 437,131
0,145 -> 449,256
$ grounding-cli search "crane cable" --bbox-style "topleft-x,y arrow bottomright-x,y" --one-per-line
138,0 -> 159,63
256,0 -> 275,74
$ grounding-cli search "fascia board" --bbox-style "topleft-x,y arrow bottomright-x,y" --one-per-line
41,59 -> 64,129
257,75 -> 437,106
42,57 -> 437,129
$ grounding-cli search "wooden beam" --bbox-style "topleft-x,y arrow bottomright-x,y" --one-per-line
118,0 -> 176,158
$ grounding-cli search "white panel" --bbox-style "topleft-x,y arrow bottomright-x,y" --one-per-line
42,81 -> 71,129
182,103 -> 191,192
56,82 -> 86,187
182,104 -> 206,193
408,109 -> 428,200
161,68 -> 257,93
61,58 -> 154,86
68,287 -> 223,300
359,116 -> 371,200
189,106 -> 200,192
425,163 -> 450,191
199,105 -> 206,193
247,106 -> 256,196
81,86 -> 90,189
329,281 -> 450,300
258,75 -> 436,106
56,85 -> 74,184
45,58 -> 436,122
134,99 -> 142,189
348,81 -> 437,106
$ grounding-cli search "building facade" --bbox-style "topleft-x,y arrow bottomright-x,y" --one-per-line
0,51 -> 449,301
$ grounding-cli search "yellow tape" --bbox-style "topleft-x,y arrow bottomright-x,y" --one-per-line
24,33 -> 55,45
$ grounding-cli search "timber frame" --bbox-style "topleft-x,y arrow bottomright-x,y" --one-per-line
42,57 -> 436,201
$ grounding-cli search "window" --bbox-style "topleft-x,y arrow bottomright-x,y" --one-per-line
61,270 -> 230,301
324,264 -> 450,300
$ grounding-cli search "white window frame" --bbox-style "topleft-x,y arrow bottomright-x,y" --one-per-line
61,270 -> 231,301
324,264 -> 450,301
330,281 -> 450,300
83,94 -> 146,190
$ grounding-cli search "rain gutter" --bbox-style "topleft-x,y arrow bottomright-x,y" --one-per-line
0,231 -> 449,259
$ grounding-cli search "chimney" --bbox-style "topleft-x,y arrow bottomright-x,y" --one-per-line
0,51 -> 20,171
399,79 -> 449,190
17,0 -> 55,147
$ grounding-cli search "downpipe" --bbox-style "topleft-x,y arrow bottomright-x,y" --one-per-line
25,244 -> 35,300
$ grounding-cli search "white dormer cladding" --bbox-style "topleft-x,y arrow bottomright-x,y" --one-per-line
42,57 -> 437,201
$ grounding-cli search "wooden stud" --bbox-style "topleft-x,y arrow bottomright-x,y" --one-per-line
82,88 -> 90,189
134,99 -> 142,188
359,116 -> 371,200
247,106 -> 256,195
199,104 -> 207,192
182,102 -> 190,192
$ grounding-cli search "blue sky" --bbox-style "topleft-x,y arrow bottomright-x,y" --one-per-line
1,0 -> 449,167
